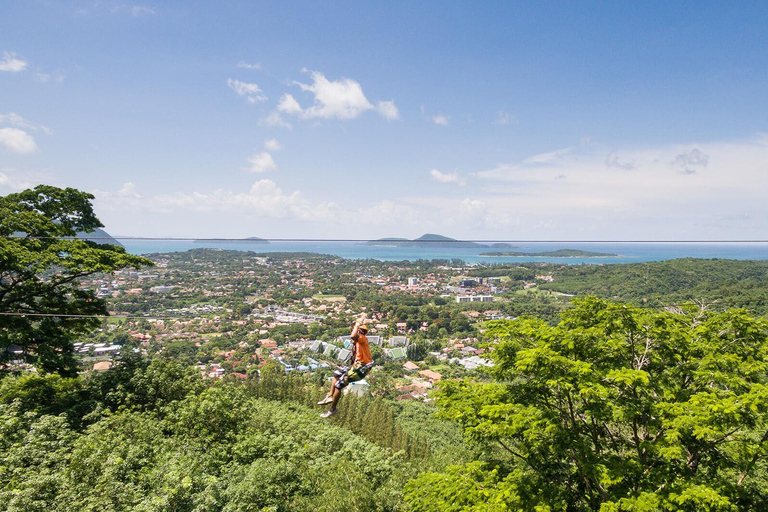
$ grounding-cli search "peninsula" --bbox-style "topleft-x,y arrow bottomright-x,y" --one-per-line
480,249 -> 618,258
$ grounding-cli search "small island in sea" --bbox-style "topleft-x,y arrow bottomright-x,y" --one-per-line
193,237 -> 269,244
366,233 -> 515,249
480,248 -> 619,258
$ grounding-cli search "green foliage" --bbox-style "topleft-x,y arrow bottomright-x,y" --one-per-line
420,298 -> 768,510
0,359 -> 410,511
0,185 -> 152,375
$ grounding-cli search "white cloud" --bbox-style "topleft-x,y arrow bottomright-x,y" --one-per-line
376,100 -> 400,120
264,138 -> 282,151
259,111 -> 292,129
430,169 -> 467,186
247,152 -> 277,173
673,148 -> 709,175
0,113 -> 52,134
227,78 -> 267,103
277,93 -> 303,115
293,71 -> 373,119
0,170 -> 36,191
469,135 -> 768,238
0,128 -> 38,154
0,52 -> 28,72
155,180 -> 323,221
523,147 -> 573,164
277,71 -> 397,121
432,115 -> 449,126
237,62 -> 261,70
605,151 -> 634,170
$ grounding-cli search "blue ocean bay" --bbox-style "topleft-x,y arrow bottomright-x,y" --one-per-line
119,240 -> 768,264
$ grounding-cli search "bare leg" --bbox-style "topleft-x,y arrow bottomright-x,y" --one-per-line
329,385 -> 342,411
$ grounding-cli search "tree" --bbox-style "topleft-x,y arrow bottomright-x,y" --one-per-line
0,185 -> 152,375
409,297 -> 768,511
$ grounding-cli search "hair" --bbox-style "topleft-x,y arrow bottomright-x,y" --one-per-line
358,324 -> 369,333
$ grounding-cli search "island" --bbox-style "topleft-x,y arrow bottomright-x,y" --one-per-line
480,249 -> 618,258
367,233 -> 515,249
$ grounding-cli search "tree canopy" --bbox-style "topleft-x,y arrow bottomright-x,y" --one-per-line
408,297 -> 768,511
0,185 -> 152,375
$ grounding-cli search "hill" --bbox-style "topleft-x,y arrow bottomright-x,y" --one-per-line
367,233 -> 514,249
74,227 -> 124,247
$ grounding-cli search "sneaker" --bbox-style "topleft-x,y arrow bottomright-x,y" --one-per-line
317,396 -> 333,405
320,409 -> 337,418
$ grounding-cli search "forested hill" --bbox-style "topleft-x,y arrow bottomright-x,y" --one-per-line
0,357 -> 472,511
539,258 -> 768,311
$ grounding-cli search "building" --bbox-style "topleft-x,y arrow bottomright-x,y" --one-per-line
456,295 -> 494,303
388,336 -> 410,347
386,347 -> 407,360
408,277 -> 419,286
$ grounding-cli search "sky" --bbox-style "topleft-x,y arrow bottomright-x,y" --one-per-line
2,1 -> 768,240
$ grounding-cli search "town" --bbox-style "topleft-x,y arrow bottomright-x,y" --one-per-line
65,248 -> 570,400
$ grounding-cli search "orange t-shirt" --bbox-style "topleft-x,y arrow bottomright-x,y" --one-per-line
354,334 -> 373,364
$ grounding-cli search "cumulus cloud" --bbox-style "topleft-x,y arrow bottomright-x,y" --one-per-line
264,138 -> 282,151
278,71 -> 397,121
247,152 -> 277,173
673,148 -> 709,175
605,151 -> 634,170
0,128 -> 38,154
432,115 -> 449,126
237,61 -> 261,70
430,169 -> 467,186
0,52 -> 27,72
259,111 -> 292,129
376,100 -> 400,120
277,94 -> 303,115
227,78 -> 267,103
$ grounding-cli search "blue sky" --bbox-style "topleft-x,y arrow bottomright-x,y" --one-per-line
2,1 -> 768,240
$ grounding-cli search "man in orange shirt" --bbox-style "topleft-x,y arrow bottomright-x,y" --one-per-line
318,316 -> 374,418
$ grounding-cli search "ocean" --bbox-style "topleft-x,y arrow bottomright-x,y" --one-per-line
119,240 -> 768,265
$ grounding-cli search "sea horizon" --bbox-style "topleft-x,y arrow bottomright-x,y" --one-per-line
118,239 -> 768,265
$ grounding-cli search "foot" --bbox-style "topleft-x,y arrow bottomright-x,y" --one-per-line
317,396 -> 333,405
320,409 -> 337,418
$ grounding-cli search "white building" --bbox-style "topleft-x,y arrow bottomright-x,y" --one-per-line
456,295 -> 494,303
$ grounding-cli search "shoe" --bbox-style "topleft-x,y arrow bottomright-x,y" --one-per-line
317,396 -> 333,405
320,409 -> 337,418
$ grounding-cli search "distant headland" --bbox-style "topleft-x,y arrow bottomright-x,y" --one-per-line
366,233 -> 515,249
480,249 -> 619,258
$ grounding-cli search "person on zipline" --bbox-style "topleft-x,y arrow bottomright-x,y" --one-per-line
318,315 -> 374,418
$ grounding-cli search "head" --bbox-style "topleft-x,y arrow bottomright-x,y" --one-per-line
358,324 -> 368,335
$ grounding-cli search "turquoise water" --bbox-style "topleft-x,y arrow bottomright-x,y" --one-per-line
119,240 -> 768,264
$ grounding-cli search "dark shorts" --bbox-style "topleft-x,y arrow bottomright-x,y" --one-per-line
334,361 -> 374,389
